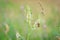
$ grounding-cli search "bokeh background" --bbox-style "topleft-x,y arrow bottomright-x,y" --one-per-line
0,0 -> 60,40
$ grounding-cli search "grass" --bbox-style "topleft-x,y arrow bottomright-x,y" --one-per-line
0,0 -> 60,40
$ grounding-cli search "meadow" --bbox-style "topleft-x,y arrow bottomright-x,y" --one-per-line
0,0 -> 60,40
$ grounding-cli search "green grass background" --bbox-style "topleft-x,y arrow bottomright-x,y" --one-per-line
0,0 -> 60,40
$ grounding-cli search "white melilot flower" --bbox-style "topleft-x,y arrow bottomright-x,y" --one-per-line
33,18 -> 46,30
20,5 -> 32,24
16,31 -> 25,40
26,13 -> 32,24
25,5 -> 32,24
34,19 -> 40,26
16,32 -> 21,38
33,19 -> 40,30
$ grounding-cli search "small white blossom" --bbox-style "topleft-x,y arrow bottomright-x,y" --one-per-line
33,19 -> 40,30
16,32 -> 21,38
25,5 -> 32,24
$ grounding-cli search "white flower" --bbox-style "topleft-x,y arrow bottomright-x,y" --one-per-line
33,18 -> 46,29
16,32 -> 21,38
25,5 -> 32,24
33,19 -> 40,30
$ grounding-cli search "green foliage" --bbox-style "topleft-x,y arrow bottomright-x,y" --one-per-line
0,0 -> 60,40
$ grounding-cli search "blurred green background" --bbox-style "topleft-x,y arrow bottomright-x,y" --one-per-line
0,0 -> 60,40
